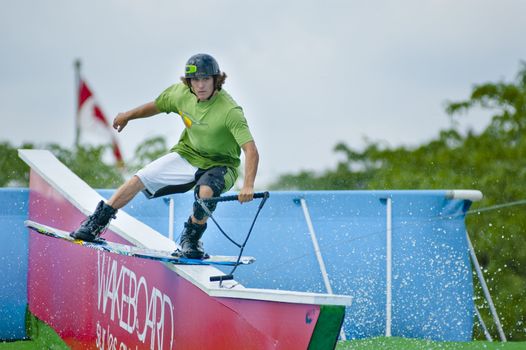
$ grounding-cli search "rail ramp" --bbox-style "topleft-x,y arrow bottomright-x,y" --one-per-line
19,149 -> 352,350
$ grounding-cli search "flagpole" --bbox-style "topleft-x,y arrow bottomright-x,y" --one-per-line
74,59 -> 81,148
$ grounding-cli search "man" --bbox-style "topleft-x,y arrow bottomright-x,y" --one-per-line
71,53 -> 259,259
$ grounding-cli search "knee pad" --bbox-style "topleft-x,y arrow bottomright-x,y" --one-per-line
192,185 -> 221,220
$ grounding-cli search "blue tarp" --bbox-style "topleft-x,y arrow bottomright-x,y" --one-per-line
0,188 -> 29,340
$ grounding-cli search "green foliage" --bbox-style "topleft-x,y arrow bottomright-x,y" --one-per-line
0,142 -> 33,187
0,136 -> 169,189
0,143 -> 125,188
272,62 -> 526,340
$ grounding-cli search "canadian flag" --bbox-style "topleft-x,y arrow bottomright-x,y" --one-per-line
77,79 -> 124,164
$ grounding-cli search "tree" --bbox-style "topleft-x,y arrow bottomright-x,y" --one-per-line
0,135 -> 171,189
1,142 -> 125,188
445,62 -> 526,341
0,142 -> 33,187
446,61 -> 526,143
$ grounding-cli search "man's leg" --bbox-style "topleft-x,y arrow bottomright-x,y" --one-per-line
71,176 -> 145,241
178,185 -> 215,259
72,152 -> 197,242
108,175 -> 145,209
178,167 -> 227,259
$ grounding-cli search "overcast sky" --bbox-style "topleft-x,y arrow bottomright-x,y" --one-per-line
2,0 -> 526,186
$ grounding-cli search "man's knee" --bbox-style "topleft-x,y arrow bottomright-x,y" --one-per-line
198,185 -> 214,199
193,185 -> 220,220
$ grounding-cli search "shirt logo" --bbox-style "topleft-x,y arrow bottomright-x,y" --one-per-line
180,111 -> 207,129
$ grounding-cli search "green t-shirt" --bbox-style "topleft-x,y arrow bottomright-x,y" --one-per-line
154,83 -> 253,190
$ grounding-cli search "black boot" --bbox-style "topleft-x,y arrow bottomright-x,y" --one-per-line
176,217 -> 207,259
70,200 -> 118,242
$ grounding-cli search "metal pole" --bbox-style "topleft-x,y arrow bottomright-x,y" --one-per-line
168,198 -> 175,241
74,59 -> 81,148
474,304 -> 493,341
299,198 -> 346,341
466,232 -> 507,341
385,197 -> 392,337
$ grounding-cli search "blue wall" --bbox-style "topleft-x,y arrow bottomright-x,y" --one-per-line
0,188 -> 29,340
1,189 -> 474,341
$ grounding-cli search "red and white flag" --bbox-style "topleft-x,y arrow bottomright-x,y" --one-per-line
77,79 -> 123,164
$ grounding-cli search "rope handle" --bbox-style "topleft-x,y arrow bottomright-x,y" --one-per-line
201,191 -> 269,204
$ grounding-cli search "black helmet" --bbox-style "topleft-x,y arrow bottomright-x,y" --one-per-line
185,53 -> 220,79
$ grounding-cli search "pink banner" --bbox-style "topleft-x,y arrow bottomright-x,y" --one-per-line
27,170 -> 320,349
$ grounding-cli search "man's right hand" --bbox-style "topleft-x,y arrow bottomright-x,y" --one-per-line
113,113 -> 129,132
112,102 -> 160,132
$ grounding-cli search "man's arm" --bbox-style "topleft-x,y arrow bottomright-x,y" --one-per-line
113,101 -> 160,132
238,141 -> 259,203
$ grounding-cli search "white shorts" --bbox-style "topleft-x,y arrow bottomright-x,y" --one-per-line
135,152 -> 230,199
136,152 -> 198,199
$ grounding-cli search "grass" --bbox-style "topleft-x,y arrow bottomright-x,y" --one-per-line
1,316 -> 525,350
336,337 -> 526,350
0,313 -> 68,350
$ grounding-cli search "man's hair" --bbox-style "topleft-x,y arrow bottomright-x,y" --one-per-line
180,72 -> 228,92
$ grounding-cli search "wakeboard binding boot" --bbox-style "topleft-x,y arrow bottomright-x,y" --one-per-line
174,217 -> 208,259
70,200 -> 117,242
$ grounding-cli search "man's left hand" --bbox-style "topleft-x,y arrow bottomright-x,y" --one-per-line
238,187 -> 254,203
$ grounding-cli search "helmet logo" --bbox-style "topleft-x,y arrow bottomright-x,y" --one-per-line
185,65 -> 197,74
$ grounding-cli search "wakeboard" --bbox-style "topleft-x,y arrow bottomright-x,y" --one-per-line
24,220 -> 255,266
